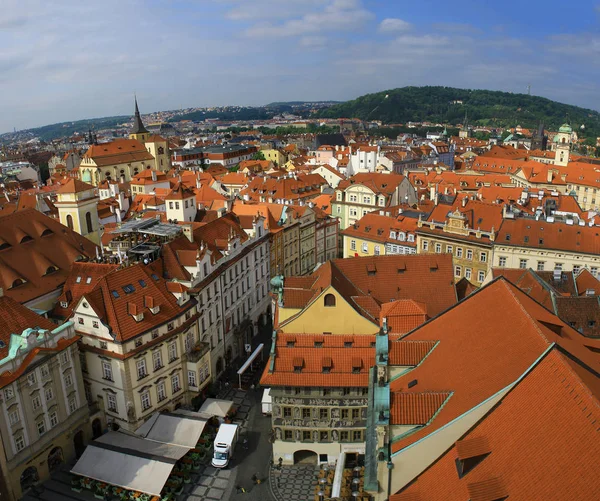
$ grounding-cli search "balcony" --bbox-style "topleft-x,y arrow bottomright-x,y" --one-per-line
187,341 -> 210,363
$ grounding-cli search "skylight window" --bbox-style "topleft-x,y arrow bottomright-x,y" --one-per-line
111,290 -> 120,298
151,274 -> 159,281
76,276 -> 82,283
86,277 -> 92,284
122,284 -> 136,294
139,280 -> 147,288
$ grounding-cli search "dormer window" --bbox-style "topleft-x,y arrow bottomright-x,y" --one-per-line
45,266 -> 59,275
293,357 -> 304,373
76,276 -> 82,283
455,436 -> 491,479
352,358 -> 362,374
10,278 -> 25,289
20,235 -> 33,244
321,357 -> 332,374
41,229 -> 53,237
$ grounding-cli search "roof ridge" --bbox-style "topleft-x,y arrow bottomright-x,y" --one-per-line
498,279 -> 553,345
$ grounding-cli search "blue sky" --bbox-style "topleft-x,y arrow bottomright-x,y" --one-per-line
1,0 -> 600,132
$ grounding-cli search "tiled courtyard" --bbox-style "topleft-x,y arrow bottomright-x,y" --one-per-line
269,464 -> 318,501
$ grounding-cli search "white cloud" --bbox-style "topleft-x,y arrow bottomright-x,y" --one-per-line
243,0 -> 374,38
379,18 -> 411,33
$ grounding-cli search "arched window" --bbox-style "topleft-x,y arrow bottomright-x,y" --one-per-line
66,215 -> 74,230
85,212 -> 93,233
45,266 -> 58,275
562,137 -> 566,144
324,294 -> 336,307
11,278 -> 25,289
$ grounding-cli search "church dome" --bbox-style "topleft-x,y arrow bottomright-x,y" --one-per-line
558,123 -> 573,134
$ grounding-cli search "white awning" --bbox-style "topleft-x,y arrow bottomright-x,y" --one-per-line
198,398 -> 234,418
135,412 -> 208,449
71,432 -> 187,497
237,343 -> 264,376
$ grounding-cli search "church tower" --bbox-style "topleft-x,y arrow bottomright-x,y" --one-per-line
554,124 -> 572,167
55,179 -> 101,245
129,96 -> 150,143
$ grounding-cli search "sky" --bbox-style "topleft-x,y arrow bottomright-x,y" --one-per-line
1,0 -> 600,132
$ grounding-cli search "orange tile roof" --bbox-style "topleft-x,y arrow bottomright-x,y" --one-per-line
0,295 -> 56,359
380,299 -> 429,336
390,392 -> 451,425
337,172 -> 407,195
575,268 -> 600,296
56,178 -> 95,194
496,218 -> 600,255
84,139 -> 154,166
79,262 -> 194,343
388,340 -> 437,365
391,348 -> 600,501
342,213 -> 419,247
389,277 -> 599,455
0,209 -> 98,304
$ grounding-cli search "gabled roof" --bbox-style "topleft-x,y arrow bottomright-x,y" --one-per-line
84,139 -> 154,167
56,178 -> 96,194
278,255 -> 457,328
392,348 -> 600,501
79,262 -> 193,343
389,277 -> 599,454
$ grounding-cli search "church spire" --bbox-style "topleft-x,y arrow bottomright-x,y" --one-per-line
131,95 -> 149,135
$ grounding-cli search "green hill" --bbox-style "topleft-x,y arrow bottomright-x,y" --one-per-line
315,86 -> 600,136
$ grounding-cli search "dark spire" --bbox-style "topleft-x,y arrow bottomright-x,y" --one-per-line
131,95 -> 149,135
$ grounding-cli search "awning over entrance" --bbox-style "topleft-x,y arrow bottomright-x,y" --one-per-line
71,432 -> 188,497
236,343 -> 264,387
135,411 -> 208,449
197,398 -> 234,418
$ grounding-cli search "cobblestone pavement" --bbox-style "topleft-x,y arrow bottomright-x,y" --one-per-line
269,464 -> 319,501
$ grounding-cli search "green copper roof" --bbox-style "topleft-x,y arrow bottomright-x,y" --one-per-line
558,123 -> 572,134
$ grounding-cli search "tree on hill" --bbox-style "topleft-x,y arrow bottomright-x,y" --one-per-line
252,151 -> 266,161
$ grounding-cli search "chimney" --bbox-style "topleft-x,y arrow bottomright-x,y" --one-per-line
151,170 -> 157,182
461,197 -> 468,208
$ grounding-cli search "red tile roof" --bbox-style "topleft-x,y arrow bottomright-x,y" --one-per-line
78,262 -> 194,342
56,178 -> 96,194
0,295 -> 56,359
390,392 -> 451,425
390,277 -> 599,455
84,139 -> 154,166
0,209 -> 98,304
391,348 -> 600,501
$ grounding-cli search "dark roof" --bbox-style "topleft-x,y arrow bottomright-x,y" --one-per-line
131,97 -> 149,134
315,133 -> 347,148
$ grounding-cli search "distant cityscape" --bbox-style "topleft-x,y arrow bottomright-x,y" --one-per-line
0,85 -> 598,501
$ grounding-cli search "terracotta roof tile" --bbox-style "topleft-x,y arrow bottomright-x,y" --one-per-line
390,392 -> 451,425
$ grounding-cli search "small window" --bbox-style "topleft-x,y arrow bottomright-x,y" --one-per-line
324,294 -> 336,307
139,280 -> 147,288
111,290 -> 120,298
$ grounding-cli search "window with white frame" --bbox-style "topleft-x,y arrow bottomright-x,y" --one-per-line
37,419 -> 46,436
422,240 -> 429,251
478,270 -> 485,282
455,266 -> 462,278
456,248 -> 463,258
14,434 -> 25,452
537,261 -> 545,271
69,397 -> 77,414
519,259 -> 527,269
40,365 -> 49,379
27,372 -> 36,386
573,265 -> 581,274
188,370 -> 197,387
64,371 -> 73,387
407,234 -> 414,242
49,411 -> 58,428
374,245 -> 380,255
102,361 -> 113,381
32,394 -> 41,410
60,351 -> 69,365
465,268 -> 472,280
446,245 -> 453,254
435,243 -> 442,253
499,256 -> 507,267
480,252 -> 487,263
349,195 -> 357,202
141,391 -> 151,411
157,382 -> 166,402
361,242 -> 368,253
44,387 -> 54,402
363,196 -> 371,204
168,342 -> 177,362
153,350 -> 163,371
107,393 -> 117,412
171,374 -> 181,393
136,359 -> 147,379
350,240 -> 356,251
466,249 -> 473,260
390,231 -> 396,239
9,409 -> 20,425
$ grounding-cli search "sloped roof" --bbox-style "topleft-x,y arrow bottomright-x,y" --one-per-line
0,209 -> 98,304
389,277 -> 599,454
391,348 -> 600,501
56,178 -> 95,194
79,262 -> 193,342
84,139 -> 154,166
